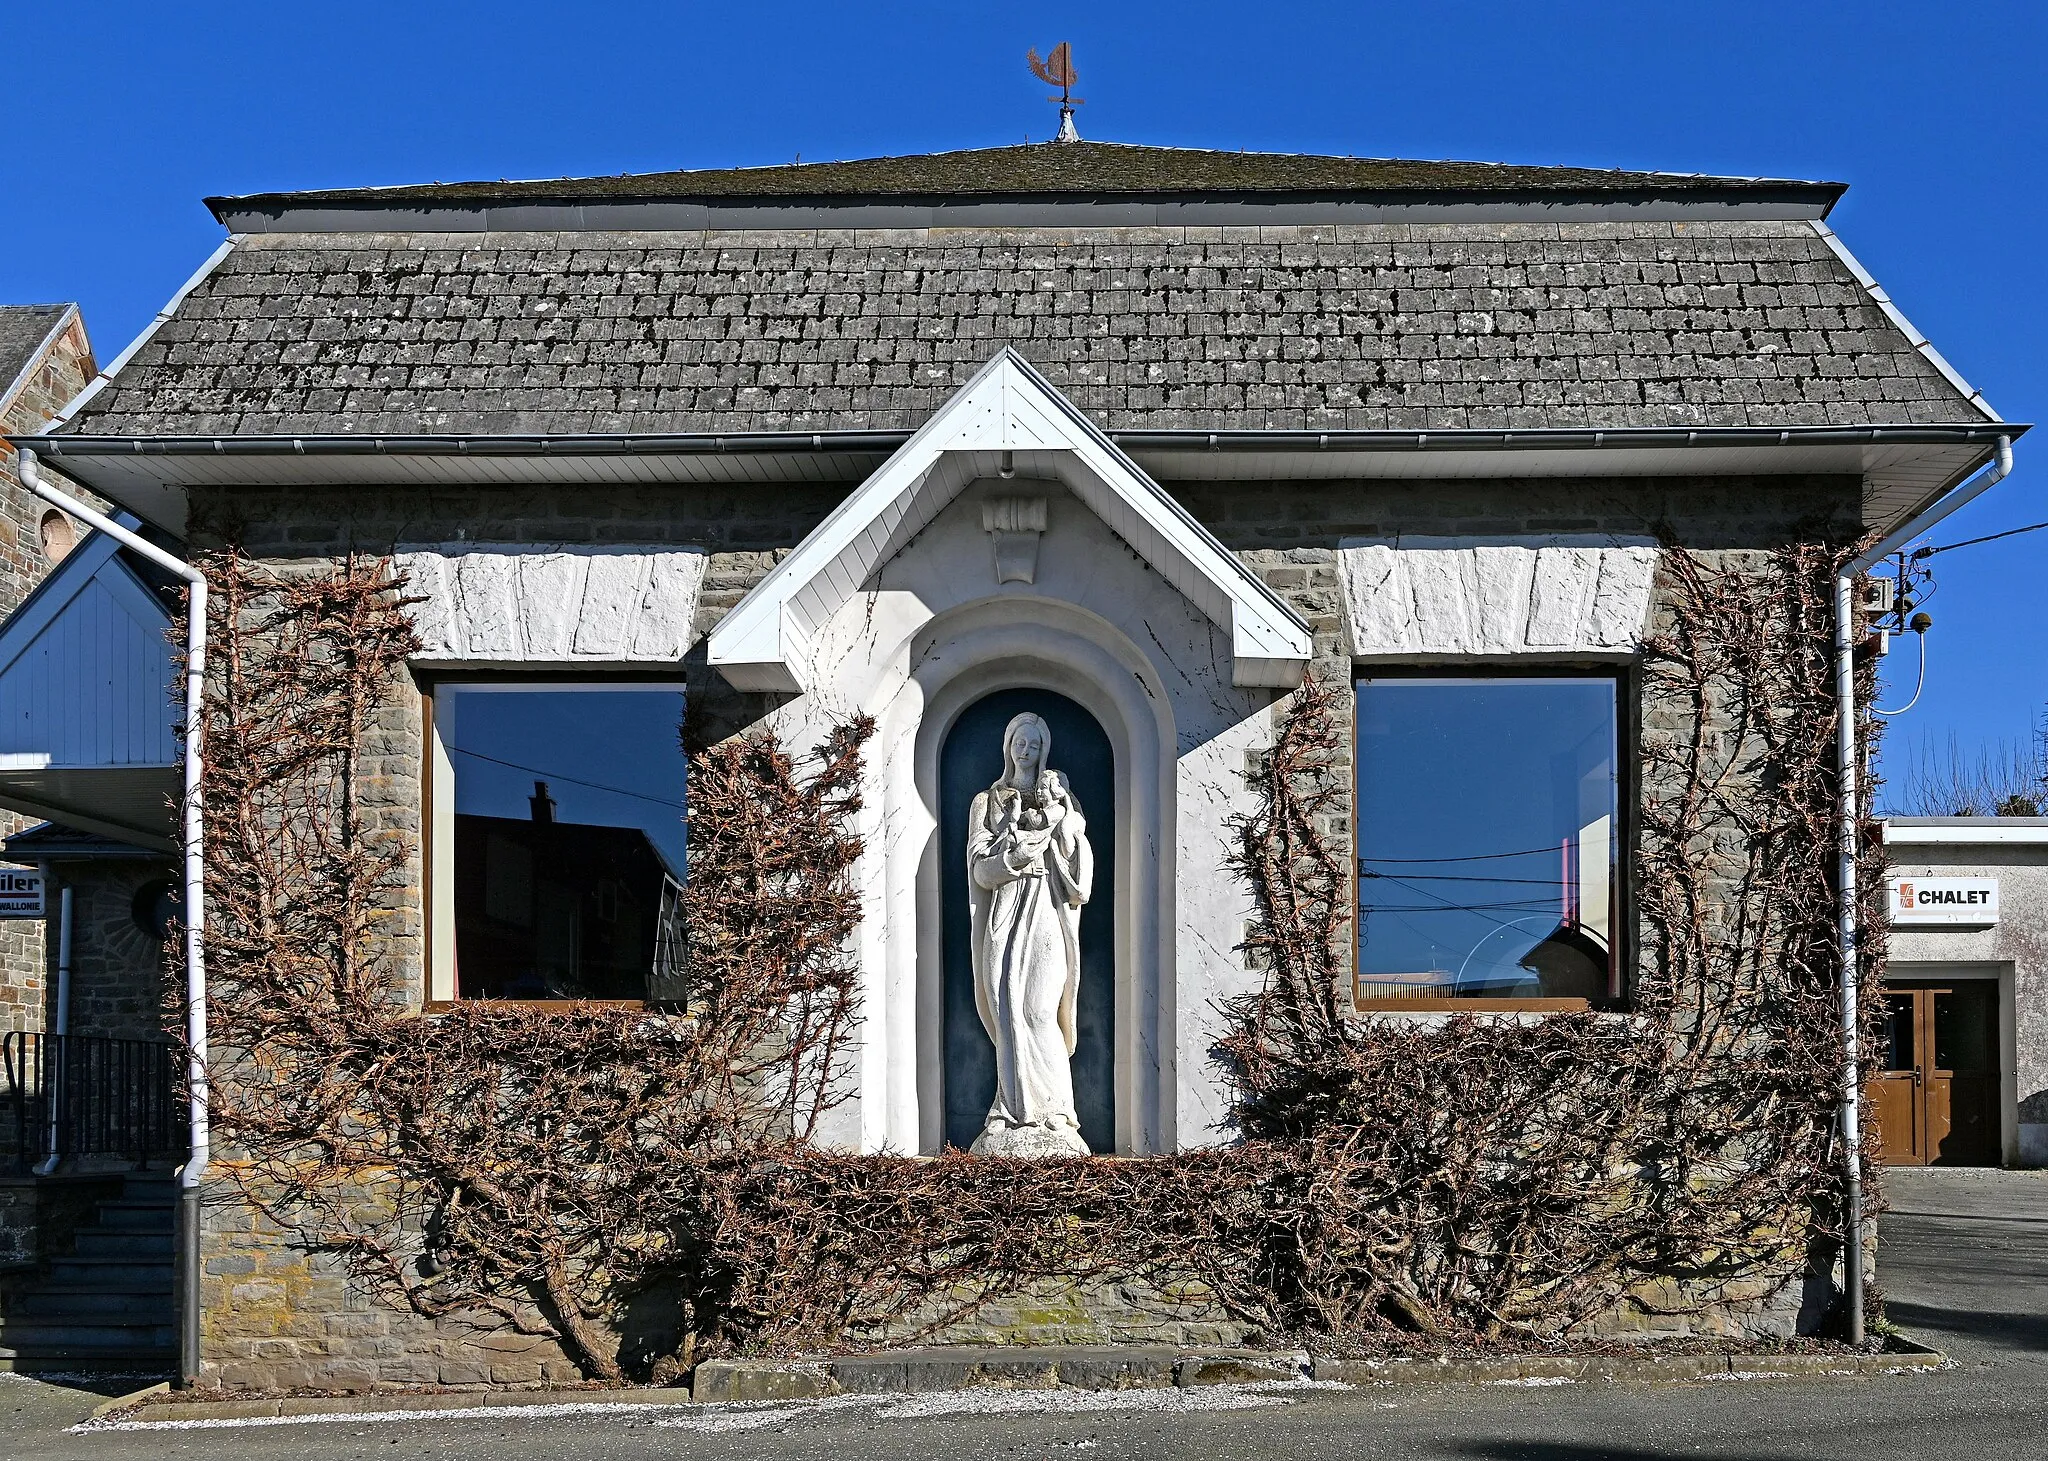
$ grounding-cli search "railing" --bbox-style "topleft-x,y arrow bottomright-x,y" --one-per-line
2,1032 -> 182,1173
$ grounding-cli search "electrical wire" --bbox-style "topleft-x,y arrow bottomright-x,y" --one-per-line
1872,633 -> 1928,717
1912,518 -> 2048,559
444,744 -> 687,810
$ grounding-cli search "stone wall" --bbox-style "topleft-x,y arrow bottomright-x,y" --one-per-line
0,310 -> 102,1037
197,1180 -> 586,1392
182,470 -> 1859,1389
42,861 -> 178,1042
0,1173 -> 124,1268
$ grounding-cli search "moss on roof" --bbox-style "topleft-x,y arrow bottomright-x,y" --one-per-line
208,141 -> 1841,211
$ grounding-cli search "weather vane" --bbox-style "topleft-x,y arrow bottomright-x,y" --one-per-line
1028,43 -> 1083,142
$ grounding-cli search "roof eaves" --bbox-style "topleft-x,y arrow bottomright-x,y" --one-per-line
17,423 -> 2027,460
0,303 -> 79,419
1,821 -> 170,862
44,242 -> 237,437
1810,220 -> 2001,424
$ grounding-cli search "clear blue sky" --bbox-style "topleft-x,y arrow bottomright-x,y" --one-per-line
7,2 -> 2041,782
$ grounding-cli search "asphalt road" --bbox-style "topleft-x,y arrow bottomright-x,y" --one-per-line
5,1168 -> 2045,1461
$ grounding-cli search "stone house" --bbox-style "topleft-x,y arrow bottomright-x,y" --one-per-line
0,141 -> 2023,1386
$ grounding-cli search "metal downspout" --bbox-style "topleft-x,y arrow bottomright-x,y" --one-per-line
1833,434 -> 2011,1344
1831,569 -> 1868,1344
31,877 -> 73,1177
15,446 -> 209,1388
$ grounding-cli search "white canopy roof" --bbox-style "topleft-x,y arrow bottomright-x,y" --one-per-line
708,349 -> 1314,693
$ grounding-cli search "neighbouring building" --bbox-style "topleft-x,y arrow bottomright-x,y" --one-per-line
0,140 -> 2023,1386
0,304 -> 101,1035
1880,817 -> 2048,1168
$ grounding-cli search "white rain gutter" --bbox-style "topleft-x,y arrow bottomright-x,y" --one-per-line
15,445 -> 209,1386
1832,433 -> 2011,1344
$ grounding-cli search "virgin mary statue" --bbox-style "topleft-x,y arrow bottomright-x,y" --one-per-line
965,711 -> 1094,1157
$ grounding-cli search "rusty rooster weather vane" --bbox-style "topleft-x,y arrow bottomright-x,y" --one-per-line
1028,42 -> 1083,142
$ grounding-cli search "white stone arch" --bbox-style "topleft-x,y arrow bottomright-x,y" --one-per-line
881,596 -> 1178,1157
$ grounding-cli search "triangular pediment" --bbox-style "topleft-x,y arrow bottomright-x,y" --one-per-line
708,350 -> 1312,693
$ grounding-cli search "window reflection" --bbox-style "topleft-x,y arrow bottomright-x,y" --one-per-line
435,685 -> 687,1002
1354,677 -> 1620,1004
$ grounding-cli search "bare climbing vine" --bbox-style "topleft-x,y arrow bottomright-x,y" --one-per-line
187,537 -> 1884,1384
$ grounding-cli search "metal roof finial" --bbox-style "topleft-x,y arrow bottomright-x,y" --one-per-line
1027,43 -> 1083,142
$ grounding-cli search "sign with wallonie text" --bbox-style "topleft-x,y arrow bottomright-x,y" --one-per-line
1888,876 -> 1999,927
0,868 -> 44,919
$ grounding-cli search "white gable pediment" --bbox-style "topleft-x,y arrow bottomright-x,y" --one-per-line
708,350 -> 1313,693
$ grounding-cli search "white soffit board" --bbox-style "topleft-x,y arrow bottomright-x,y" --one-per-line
394,543 -> 707,664
1340,534 -> 1659,659
708,348 -> 1314,692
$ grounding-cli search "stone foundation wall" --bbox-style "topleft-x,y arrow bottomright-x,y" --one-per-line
0,1173 -> 123,1268
197,1176 -> 587,1392
183,473 -> 1860,1390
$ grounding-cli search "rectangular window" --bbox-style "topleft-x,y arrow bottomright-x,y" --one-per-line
1353,675 -> 1622,1009
427,682 -> 687,1004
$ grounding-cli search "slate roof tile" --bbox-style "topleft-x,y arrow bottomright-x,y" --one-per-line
61,222 -> 1989,435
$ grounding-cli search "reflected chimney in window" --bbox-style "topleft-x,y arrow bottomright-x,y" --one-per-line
529,780 -> 556,823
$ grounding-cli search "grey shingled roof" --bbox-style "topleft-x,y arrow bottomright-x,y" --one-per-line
60,220 -> 1988,436
0,304 -> 73,402
208,142 -> 1841,210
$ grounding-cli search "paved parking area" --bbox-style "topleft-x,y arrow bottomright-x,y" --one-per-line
1876,1167 -> 2048,1365
3,1169 -> 2043,1461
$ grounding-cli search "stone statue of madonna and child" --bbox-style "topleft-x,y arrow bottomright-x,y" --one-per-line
965,711 -> 1096,1157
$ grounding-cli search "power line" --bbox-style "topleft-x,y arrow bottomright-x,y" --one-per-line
1914,518 -> 2048,559
444,745 -> 687,811
1360,845 -> 1559,864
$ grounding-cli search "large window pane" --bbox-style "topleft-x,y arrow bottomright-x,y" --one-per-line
1354,676 -> 1620,1004
435,684 -> 686,1002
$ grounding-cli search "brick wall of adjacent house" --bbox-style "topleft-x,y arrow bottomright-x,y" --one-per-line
184,471 -> 1859,1390
0,312 -> 102,1038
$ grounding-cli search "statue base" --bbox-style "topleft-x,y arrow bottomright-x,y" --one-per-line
970,1119 -> 1093,1158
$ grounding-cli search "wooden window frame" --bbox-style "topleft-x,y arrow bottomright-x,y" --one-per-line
419,669 -> 688,1012
1349,665 -> 1636,1015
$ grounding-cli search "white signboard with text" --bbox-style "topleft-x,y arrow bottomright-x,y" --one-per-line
1888,876 -> 1999,928
0,868 -> 43,919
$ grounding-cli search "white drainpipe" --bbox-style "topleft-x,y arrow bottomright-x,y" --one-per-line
31,874 -> 73,1177
15,445 -> 209,1385
1833,433 -> 2011,1344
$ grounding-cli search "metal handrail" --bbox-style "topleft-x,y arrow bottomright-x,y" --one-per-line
2,1032 -> 181,1173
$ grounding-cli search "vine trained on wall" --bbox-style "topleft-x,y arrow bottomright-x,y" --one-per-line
187,537 -> 1886,1384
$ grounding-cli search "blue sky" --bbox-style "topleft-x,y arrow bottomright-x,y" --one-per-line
7,2 -> 2041,783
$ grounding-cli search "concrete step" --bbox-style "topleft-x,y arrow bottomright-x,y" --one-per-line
45,1256 -> 174,1287
5,1285 -> 173,1320
94,1201 -> 175,1232
69,1231 -> 174,1261
0,1320 -> 177,1351
0,1344 -> 175,1374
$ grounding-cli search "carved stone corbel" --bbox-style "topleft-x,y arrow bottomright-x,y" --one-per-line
981,496 -> 1049,585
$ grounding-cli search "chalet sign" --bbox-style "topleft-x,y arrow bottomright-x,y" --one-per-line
0,868 -> 43,919
1888,876 -> 1999,928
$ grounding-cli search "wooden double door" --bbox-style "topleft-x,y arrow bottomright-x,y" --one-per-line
1870,981 -> 2000,1167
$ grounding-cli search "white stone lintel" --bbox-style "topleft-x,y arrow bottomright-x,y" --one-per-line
1339,534 -> 1659,661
